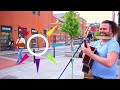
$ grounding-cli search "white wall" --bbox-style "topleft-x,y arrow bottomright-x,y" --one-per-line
114,11 -> 119,25
113,11 -> 119,40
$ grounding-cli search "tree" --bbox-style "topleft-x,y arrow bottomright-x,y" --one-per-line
94,30 -> 100,40
60,11 -> 80,49
94,30 -> 99,36
60,11 -> 80,79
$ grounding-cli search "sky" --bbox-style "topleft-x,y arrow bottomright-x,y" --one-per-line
53,11 -> 113,23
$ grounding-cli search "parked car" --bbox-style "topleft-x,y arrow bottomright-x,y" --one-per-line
65,41 -> 70,46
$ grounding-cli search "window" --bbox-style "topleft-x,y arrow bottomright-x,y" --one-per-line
36,11 -> 40,16
32,11 -> 35,14
61,34 -> 64,40
32,11 -> 40,16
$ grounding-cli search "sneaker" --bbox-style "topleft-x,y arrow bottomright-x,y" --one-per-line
16,61 -> 19,65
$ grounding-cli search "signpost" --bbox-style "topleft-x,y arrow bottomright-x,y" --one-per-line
53,35 -> 56,58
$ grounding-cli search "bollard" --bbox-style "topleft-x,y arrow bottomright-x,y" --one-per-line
53,47 -> 55,58
53,35 -> 56,58
33,49 -> 35,63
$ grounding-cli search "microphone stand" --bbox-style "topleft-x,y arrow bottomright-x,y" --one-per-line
58,43 -> 82,79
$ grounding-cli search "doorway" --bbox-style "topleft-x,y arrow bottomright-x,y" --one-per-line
0,25 -> 12,51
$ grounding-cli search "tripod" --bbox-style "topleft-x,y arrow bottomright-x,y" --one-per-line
58,43 -> 82,79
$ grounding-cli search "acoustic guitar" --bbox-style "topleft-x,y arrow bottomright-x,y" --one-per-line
82,39 -> 97,74
81,27 -> 97,74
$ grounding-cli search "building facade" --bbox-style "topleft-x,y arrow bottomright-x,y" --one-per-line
79,17 -> 87,36
86,23 -> 100,33
0,11 -> 53,51
51,13 -> 70,44
0,11 -> 87,51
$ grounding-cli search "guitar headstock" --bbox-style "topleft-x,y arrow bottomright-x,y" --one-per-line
83,26 -> 90,38
83,26 -> 91,48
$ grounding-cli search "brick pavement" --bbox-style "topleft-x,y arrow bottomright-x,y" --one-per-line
0,57 -> 16,70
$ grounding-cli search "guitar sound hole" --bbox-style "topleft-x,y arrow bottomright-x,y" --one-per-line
90,47 -> 96,51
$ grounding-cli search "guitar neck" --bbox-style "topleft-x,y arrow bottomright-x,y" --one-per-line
83,38 -> 87,48
83,26 -> 91,48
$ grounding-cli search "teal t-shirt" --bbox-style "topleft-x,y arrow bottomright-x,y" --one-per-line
91,39 -> 119,79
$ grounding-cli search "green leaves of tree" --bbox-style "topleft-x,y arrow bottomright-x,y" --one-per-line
60,11 -> 80,39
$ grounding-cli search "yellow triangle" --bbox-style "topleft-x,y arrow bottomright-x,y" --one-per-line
46,25 -> 58,36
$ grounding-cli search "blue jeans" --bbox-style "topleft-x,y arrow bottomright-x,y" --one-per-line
17,48 -> 23,63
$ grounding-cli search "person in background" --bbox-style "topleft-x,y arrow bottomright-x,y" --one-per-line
87,31 -> 93,43
10,38 -> 15,51
7,39 -> 11,50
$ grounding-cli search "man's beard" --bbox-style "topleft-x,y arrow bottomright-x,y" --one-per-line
99,32 -> 110,36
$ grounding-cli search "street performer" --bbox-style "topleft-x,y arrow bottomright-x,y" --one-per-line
81,20 -> 120,79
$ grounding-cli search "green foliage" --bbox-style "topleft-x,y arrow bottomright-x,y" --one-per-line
93,30 -> 100,39
60,11 -> 80,39
94,30 -> 100,36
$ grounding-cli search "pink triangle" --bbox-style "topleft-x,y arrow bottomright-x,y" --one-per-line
18,25 -> 29,36
18,54 -> 29,64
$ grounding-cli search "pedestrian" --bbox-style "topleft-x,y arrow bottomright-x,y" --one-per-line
81,20 -> 120,79
7,39 -> 11,50
87,31 -> 93,43
10,38 -> 15,51
16,34 -> 25,64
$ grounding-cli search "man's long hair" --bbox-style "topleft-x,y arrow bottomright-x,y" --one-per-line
102,20 -> 120,37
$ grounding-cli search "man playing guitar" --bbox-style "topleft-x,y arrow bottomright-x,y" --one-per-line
81,20 -> 120,79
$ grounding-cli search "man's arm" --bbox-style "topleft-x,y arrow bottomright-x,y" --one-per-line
89,51 -> 118,68
82,41 -> 119,68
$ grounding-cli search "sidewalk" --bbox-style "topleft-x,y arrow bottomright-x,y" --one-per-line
0,45 -> 75,56
0,44 -> 84,79
0,53 -> 120,79
0,55 -> 84,79
0,41 -> 95,56
0,41 -> 120,79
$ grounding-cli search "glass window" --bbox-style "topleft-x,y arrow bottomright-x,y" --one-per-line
36,11 -> 40,16
32,11 -> 35,14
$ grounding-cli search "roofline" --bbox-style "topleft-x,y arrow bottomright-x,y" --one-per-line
53,14 -> 64,23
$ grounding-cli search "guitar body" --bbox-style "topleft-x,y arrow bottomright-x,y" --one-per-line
82,46 -> 97,74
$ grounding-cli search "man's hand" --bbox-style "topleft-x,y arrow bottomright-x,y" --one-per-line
81,44 -> 92,56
